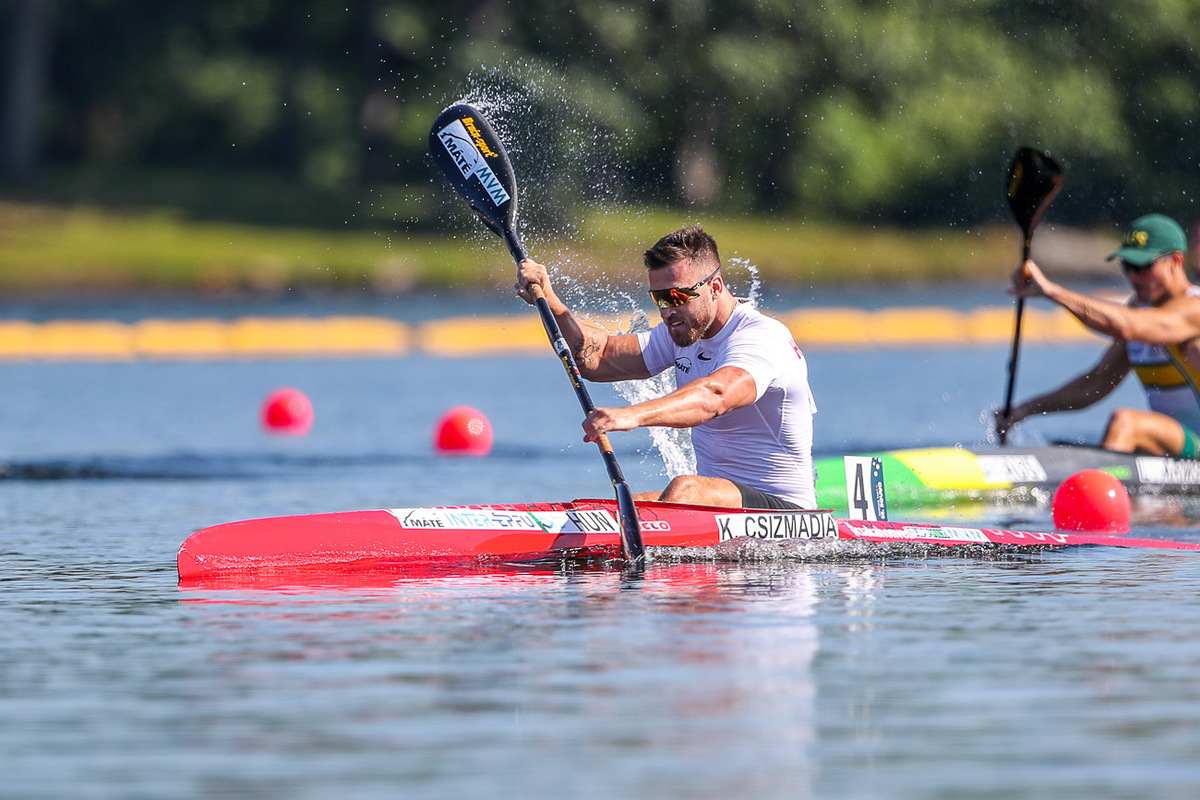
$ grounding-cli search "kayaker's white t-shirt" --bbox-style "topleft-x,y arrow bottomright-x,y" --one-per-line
637,303 -> 817,507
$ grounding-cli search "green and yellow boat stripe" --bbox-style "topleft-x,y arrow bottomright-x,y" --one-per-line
814,448 -> 1012,512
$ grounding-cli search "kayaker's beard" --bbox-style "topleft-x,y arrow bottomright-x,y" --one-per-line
667,299 -> 716,347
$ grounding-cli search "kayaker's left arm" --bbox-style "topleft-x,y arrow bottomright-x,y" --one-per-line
1014,257 -> 1200,344
582,365 -> 757,442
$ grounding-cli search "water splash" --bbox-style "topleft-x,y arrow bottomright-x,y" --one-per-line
723,256 -> 762,308
454,63 -> 631,244
613,315 -> 697,481
446,65 -> 767,485
980,404 -> 1049,447
648,537 -> 1054,564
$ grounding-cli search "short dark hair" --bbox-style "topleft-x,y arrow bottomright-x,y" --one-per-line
643,224 -> 720,273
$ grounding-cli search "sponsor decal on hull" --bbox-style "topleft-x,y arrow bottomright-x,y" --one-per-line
716,510 -> 838,542
976,454 -> 1048,484
387,507 -> 619,534
1136,456 -> 1200,485
843,523 -> 992,543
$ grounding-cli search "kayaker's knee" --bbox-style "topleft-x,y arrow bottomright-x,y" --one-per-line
659,474 -> 704,503
1103,407 -> 1183,455
1103,408 -> 1139,452
657,474 -> 743,507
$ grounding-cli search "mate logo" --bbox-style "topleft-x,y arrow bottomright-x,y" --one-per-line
435,117 -> 511,207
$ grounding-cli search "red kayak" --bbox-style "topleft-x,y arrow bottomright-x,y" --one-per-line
177,498 -> 1200,584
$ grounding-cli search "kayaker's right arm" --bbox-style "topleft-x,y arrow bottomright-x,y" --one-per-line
516,258 -> 651,382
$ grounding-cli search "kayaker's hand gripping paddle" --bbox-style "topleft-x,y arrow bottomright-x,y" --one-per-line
429,103 -> 645,564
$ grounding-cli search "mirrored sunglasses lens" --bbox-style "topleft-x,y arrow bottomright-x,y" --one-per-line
650,288 -> 693,308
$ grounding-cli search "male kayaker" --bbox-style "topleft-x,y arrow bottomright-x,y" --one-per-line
516,224 -> 817,509
997,213 -> 1200,458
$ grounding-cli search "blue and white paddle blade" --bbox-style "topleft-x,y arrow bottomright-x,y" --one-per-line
428,103 -> 521,252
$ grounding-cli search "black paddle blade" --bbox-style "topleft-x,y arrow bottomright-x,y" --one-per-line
1005,147 -> 1063,237
614,481 -> 646,565
999,147 -> 1063,446
429,103 -> 523,260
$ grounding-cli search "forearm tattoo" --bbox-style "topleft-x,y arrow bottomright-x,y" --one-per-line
574,333 -> 602,368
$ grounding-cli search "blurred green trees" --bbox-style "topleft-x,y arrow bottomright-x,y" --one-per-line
4,0 -> 1200,229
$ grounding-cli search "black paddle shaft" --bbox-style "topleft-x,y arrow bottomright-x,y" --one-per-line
1000,147 -> 1063,445
429,103 -> 645,563
503,234 -> 640,512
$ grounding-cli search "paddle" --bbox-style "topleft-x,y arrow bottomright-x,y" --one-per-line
428,102 -> 646,564
999,146 -> 1063,445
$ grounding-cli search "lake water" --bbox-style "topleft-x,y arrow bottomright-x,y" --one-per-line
5,291 -> 1200,799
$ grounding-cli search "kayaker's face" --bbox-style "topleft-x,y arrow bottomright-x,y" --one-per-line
1123,255 -> 1170,305
649,259 -> 721,346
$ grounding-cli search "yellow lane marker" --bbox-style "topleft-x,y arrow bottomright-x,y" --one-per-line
134,319 -> 232,359
0,307 -> 1100,361
419,315 -> 546,357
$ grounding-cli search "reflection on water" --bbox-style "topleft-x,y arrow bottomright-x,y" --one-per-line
7,339 -> 1200,797
173,563 -> 826,799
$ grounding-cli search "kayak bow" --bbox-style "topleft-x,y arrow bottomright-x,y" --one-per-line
814,444 -> 1200,513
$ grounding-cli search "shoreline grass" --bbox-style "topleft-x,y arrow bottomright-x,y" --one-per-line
0,197 -> 1106,296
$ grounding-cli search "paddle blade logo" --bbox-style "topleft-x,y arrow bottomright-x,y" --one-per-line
433,117 -> 511,208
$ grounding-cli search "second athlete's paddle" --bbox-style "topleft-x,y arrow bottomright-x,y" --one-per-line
429,102 -> 645,564
1000,146 -> 1063,445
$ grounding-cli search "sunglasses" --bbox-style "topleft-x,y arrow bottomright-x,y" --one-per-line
1121,256 -> 1164,275
648,265 -> 721,309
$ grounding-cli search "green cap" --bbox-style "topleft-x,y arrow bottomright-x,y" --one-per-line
1107,213 -> 1187,265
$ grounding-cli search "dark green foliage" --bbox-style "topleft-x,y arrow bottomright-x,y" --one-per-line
4,0 -> 1200,229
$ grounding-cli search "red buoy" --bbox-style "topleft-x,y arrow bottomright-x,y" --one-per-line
261,387 -> 314,436
1052,469 -> 1131,534
434,406 -> 493,456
